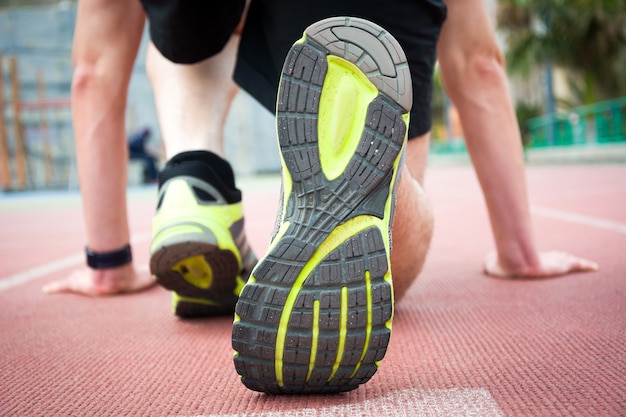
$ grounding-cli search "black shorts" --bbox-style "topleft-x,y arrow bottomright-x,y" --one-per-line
141,0 -> 447,138
139,0 -> 247,64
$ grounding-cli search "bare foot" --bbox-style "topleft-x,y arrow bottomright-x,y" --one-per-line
484,250 -> 599,279
42,263 -> 156,296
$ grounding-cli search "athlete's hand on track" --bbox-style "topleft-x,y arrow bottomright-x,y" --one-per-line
42,264 -> 156,296
484,251 -> 599,279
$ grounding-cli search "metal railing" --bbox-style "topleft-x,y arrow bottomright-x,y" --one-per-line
528,96 -> 626,147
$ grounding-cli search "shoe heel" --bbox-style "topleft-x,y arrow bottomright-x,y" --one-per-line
233,16 -> 410,394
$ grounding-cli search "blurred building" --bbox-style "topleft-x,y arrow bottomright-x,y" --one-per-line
0,1 -> 280,190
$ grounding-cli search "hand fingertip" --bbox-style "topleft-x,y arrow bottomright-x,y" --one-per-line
42,283 -> 61,294
581,261 -> 599,272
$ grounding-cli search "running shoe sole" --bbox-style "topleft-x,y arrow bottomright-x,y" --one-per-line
150,177 -> 251,317
232,17 -> 411,394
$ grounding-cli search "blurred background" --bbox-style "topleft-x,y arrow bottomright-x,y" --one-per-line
0,0 -> 624,190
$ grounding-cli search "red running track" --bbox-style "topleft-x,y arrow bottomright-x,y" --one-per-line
0,164 -> 624,416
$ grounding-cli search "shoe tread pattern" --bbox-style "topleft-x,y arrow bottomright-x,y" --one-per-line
150,179 -> 246,317
233,17 -> 409,394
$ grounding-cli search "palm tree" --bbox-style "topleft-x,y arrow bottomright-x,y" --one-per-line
497,0 -> 626,105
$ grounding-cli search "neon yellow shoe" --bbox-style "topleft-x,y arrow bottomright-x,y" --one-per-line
150,151 -> 257,318
232,17 -> 412,393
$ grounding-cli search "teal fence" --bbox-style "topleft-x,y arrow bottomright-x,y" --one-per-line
528,97 -> 626,147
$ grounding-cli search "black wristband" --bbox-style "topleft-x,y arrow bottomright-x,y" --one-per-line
85,244 -> 132,269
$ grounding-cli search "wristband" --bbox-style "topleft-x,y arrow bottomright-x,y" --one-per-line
85,244 -> 132,269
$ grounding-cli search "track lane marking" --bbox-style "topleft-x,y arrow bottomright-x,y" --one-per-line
191,388 -> 504,417
3,202 -> 625,293
531,206 -> 626,234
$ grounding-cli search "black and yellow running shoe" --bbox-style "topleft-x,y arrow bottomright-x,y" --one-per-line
150,151 -> 257,318
232,17 -> 412,394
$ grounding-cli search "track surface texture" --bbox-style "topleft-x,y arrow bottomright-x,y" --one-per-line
1,164 -> 624,416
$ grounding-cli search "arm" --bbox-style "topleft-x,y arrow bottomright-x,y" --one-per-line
43,0 -> 155,295
437,0 -> 597,277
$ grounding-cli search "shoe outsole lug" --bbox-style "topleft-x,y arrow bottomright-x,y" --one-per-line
150,178 -> 254,318
232,17 -> 410,394
151,240 -> 240,315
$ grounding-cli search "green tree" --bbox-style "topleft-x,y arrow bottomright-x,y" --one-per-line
497,0 -> 626,105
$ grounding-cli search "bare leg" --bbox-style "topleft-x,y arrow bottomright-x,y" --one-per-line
146,34 -> 241,159
43,0 -> 154,295
390,133 -> 434,301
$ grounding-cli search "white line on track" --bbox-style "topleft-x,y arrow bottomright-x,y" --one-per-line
531,205 -> 626,234
0,232 -> 152,292
189,388 -> 504,417
2,204 -> 625,293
